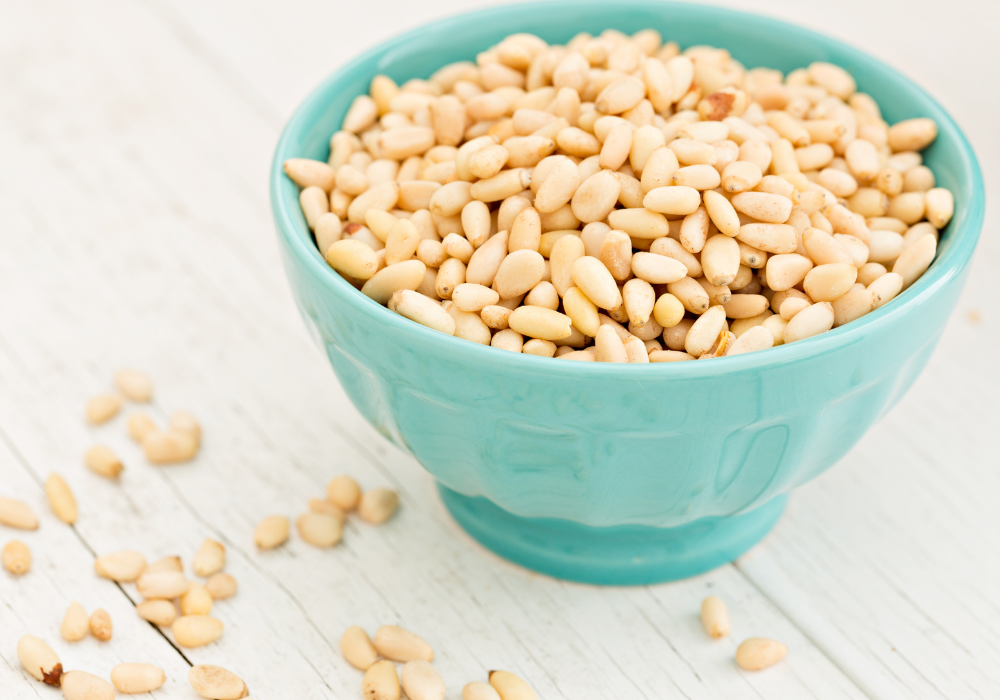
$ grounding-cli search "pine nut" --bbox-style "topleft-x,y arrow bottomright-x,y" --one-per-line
494,250 -> 546,299
173,615 -> 223,648
892,232 -> 936,289
189,664 -> 248,700
736,638 -> 788,671
321,477 -> 360,515
85,445 -> 124,478
137,599 -> 176,627
731,192 -> 792,224
341,626 -> 379,671
62,671 -> 115,700
361,260 -> 427,305
181,582 -> 214,616
137,570 -> 190,600
41,474 -> 76,525
358,488 -> 399,525
595,325 -> 628,363
481,305 -> 513,330
86,394 -> 122,425
924,187 -> 954,229
114,369 -> 152,402
869,272 -> 904,308
205,572 -> 238,600
57,602 -> 89,642
699,595 -> 731,638
489,670 -> 537,700
832,287 -> 877,326
701,234 -> 740,286
389,290 -> 456,335
111,663 -> 166,694
363,660 -> 402,700
803,263 -> 857,302
401,660 -> 446,700
89,608 -> 113,641
783,302 -> 835,343
18,635 -> 63,685
492,329 -> 524,352
2,540 -> 30,575
95,550 -> 147,582
607,207 -> 670,239
285,158 -> 337,191
374,624 -> 434,662
888,118 -> 937,152
737,224 -> 797,254
684,306 -> 726,357
297,512 -> 343,547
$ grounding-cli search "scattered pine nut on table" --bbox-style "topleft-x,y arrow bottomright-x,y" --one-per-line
286,31 -> 954,361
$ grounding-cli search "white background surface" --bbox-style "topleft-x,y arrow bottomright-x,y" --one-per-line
1,0 -> 997,698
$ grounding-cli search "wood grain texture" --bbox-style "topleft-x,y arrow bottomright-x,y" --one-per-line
0,0 -> 997,698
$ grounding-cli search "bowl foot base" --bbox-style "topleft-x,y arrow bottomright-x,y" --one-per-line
438,486 -> 786,585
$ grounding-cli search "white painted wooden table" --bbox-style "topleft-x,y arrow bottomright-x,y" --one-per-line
1,1 -> 997,698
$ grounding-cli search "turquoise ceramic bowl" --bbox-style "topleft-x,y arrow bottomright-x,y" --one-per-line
271,1 -> 984,585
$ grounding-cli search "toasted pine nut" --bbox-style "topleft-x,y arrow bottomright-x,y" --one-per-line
86,394 -> 122,425
2,540 -> 31,575
143,430 -> 198,465
137,600 -> 176,627
85,445 -> 123,478
736,638 -> 788,671
111,664 -> 167,694
189,664 -> 247,700
95,550 -> 147,582
89,609 -> 112,641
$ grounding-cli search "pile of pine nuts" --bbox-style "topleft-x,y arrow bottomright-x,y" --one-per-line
255,474 -> 399,551
340,623 -> 538,700
286,29 -> 953,362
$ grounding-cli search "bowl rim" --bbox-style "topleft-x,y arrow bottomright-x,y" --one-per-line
270,0 -> 985,377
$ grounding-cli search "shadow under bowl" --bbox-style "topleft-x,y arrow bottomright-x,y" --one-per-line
271,0 -> 984,585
